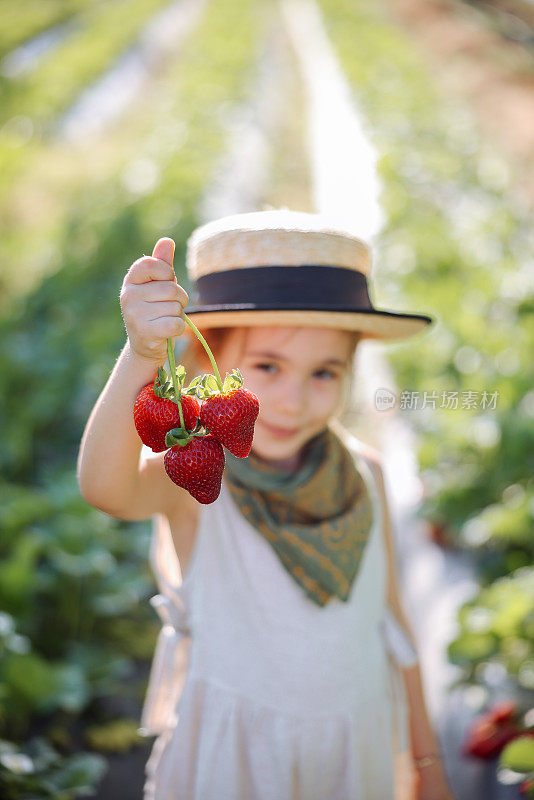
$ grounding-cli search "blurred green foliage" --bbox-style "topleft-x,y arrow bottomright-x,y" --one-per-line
500,735 -> 534,789
0,1 -> 86,58
1,0 -> 171,129
0,0 -> 171,203
0,737 -> 107,800
448,568 -> 534,688
0,0 -> 266,795
84,718 -> 144,754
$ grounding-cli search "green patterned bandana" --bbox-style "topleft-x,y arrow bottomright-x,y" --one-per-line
223,427 -> 375,607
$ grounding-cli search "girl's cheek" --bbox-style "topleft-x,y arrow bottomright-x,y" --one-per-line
319,383 -> 345,416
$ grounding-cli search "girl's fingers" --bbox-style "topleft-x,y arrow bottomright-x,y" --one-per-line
148,315 -> 186,338
140,279 -> 189,305
127,256 -> 175,285
126,252 -> 189,306
152,237 -> 175,267
146,301 -> 185,319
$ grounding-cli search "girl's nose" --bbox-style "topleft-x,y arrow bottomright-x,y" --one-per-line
275,377 -> 308,416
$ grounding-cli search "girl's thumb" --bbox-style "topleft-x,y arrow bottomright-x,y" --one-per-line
152,237 -> 175,268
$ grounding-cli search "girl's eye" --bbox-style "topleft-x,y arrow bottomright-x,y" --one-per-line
254,362 -> 278,374
313,369 -> 339,381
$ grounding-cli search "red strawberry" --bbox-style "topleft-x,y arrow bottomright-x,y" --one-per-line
164,435 -> 225,504
134,383 -> 200,452
488,700 -> 518,724
200,387 -> 259,458
462,706 -> 522,759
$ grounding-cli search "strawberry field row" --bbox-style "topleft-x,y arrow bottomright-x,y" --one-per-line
0,0 -> 175,228
0,0 -> 206,311
0,0 -> 172,128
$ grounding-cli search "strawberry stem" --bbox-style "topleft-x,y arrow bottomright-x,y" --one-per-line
184,314 -> 223,392
166,338 -> 186,430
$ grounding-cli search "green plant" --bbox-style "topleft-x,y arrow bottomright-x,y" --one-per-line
0,737 -> 107,800
0,0 -> 266,793
447,567 -> 534,691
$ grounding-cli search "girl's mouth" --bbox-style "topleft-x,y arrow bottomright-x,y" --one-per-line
260,421 -> 300,439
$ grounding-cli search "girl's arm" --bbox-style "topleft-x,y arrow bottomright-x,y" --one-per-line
78,340 -> 169,518
77,238 -> 189,520
371,456 -> 454,795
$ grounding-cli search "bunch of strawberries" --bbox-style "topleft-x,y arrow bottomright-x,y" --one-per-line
133,317 -> 259,504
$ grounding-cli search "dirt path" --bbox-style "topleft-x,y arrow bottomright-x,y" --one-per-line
385,0 -> 534,207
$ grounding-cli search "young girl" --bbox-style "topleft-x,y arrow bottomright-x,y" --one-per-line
77,209 -> 454,800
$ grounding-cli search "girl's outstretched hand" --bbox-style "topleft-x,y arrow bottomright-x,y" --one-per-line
128,238 -> 260,504
120,237 -> 189,366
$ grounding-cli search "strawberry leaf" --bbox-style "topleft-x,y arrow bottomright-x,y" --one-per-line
155,379 -> 174,399
222,371 -> 242,393
165,427 -> 192,447
205,375 -> 219,393
192,373 -> 221,400
185,375 -> 202,392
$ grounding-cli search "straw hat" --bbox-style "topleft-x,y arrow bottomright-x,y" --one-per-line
185,209 -> 434,340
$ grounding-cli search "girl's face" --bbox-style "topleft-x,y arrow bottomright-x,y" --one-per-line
215,326 -> 355,471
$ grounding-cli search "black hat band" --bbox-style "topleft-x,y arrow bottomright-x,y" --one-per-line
191,265 -> 373,312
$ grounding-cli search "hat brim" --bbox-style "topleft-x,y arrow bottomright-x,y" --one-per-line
184,306 -> 434,341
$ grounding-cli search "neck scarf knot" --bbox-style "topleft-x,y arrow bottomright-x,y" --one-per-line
224,427 -> 375,607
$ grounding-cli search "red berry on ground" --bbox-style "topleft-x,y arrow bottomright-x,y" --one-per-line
164,435 -> 225,504
200,387 -> 259,458
462,710 -> 522,759
134,383 -> 200,453
488,700 -> 517,724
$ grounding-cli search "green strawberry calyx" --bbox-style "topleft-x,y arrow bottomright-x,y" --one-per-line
154,364 -> 186,400
222,368 -> 243,393
184,368 -> 243,401
164,419 -> 205,448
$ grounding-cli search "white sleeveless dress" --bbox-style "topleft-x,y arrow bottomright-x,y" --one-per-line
139,439 -> 418,800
